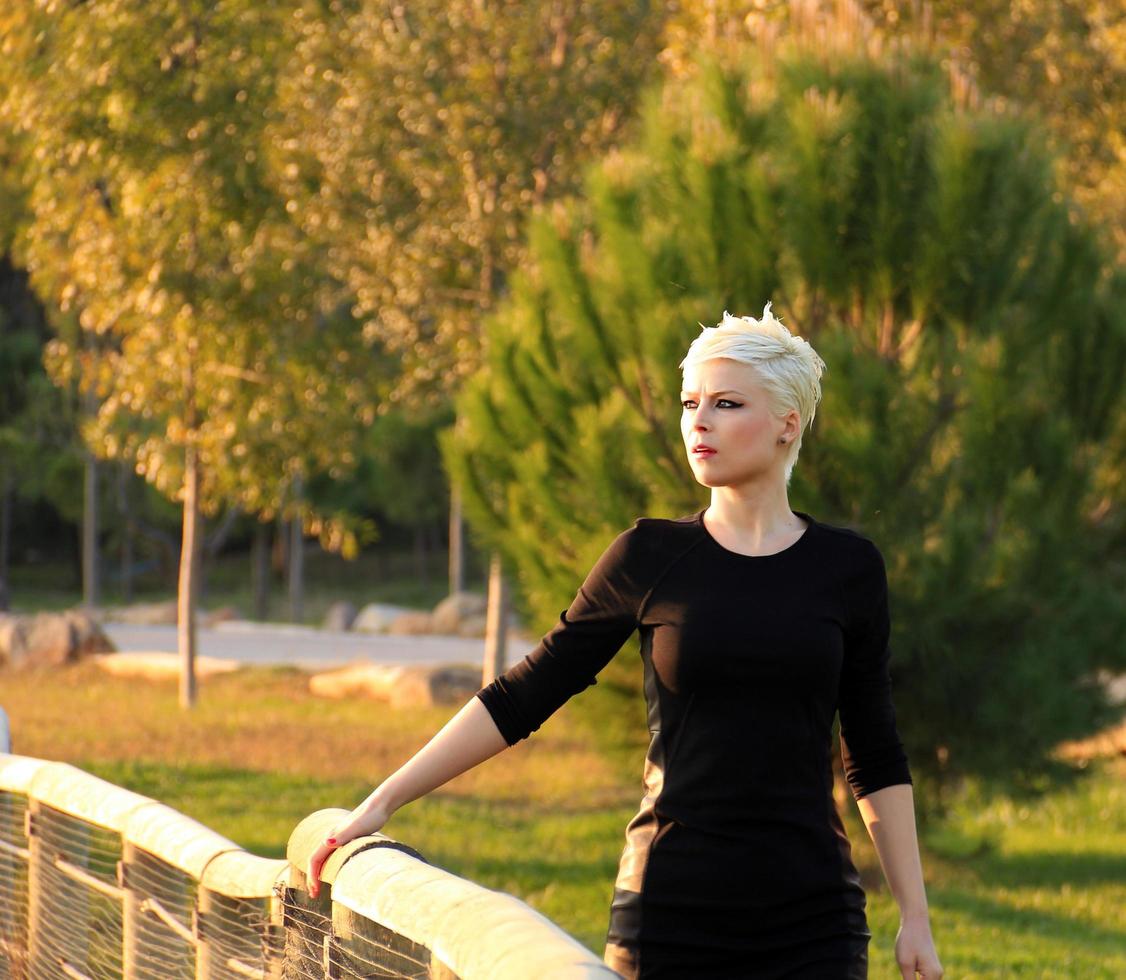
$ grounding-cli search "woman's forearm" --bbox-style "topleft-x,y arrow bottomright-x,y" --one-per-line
366,694 -> 511,815
855,782 -> 930,918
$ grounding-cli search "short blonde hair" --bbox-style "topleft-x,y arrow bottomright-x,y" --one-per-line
679,302 -> 827,485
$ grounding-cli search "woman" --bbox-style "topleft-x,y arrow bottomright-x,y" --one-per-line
306,303 -> 944,979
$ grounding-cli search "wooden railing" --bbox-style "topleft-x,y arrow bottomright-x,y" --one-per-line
0,752 -> 618,979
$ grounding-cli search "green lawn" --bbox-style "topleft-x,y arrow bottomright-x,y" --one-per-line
2,661 -> 1122,977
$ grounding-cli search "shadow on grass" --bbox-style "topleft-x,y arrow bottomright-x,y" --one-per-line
928,885 -> 1126,959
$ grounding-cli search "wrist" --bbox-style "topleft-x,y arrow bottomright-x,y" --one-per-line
900,906 -> 931,922
364,782 -> 401,818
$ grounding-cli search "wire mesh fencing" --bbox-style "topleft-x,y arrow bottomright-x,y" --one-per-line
0,753 -> 620,979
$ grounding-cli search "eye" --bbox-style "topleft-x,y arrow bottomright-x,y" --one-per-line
681,398 -> 740,409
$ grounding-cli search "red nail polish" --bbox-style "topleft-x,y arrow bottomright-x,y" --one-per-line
327,837 -> 337,844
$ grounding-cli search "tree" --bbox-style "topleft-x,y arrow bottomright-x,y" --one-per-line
441,34 -> 1126,807
271,0 -> 673,604
273,0 -> 672,408
5,0 -> 373,706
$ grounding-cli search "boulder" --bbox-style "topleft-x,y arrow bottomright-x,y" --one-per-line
352,603 -> 413,634
308,662 -> 481,708
0,610 -> 116,670
456,613 -> 489,638
385,611 -> 434,635
430,591 -> 487,634
322,600 -> 358,632
93,652 -> 240,680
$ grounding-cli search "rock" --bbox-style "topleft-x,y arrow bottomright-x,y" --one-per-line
456,613 -> 489,638
64,609 -> 114,656
0,610 -> 116,670
430,591 -> 487,634
352,603 -> 413,634
322,601 -> 358,632
385,611 -> 434,635
93,652 -> 240,680
308,662 -> 481,708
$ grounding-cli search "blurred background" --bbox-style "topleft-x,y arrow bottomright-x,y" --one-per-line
0,1 -> 1123,974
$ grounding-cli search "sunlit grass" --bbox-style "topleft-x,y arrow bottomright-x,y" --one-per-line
3,660 -> 1123,973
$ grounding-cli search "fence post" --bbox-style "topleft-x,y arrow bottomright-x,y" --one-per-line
194,886 -> 213,980
23,799 -> 42,977
121,840 -> 141,980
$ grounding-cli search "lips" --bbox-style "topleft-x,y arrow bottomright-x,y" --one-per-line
692,445 -> 716,455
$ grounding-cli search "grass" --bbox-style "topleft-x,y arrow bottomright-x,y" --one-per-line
2,659 -> 1124,977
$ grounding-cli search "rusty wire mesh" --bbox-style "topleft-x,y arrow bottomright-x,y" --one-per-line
0,790 -> 30,980
33,803 -> 123,979
280,888 -> 446,980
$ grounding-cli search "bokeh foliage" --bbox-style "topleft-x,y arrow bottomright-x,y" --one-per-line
442,34 -> 1126,803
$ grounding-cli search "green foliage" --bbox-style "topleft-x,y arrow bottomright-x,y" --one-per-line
271,0 -> 671,408
443,42 -> 1126,799
3,0 -> 373,553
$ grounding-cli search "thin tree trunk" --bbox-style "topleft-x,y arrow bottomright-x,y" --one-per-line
448,483 -> 464,596
414,524 -> 427,585
0,471 -> 11,612
252,519 -> 270,621
83,450 -> 99,608
482,551 -> 509,686
117,463 -> 134,604
178,444 -> 203,709
288,475 -> 304,623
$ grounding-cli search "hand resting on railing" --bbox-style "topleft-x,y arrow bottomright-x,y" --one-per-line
306,693 -> 509,898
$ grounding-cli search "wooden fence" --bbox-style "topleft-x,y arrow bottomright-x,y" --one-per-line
0,752 -> 618,979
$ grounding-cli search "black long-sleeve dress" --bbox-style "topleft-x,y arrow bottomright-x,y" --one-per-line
475,508 -> 913,979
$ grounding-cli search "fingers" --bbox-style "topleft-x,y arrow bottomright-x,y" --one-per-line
306,835 -> 343,899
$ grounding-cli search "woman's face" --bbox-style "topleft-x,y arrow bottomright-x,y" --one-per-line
680,358 -> 797,488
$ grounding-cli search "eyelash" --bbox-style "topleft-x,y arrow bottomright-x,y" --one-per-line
681,399 -> 741,409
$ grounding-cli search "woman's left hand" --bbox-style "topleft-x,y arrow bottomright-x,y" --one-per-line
895,912 -> 943,979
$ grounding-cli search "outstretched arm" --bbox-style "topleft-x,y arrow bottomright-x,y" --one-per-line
306,696 -> 509,897
856,783 -> 943,979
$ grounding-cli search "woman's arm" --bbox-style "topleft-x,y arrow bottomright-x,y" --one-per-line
306,695 -> 509,897
856,783 -> 944,978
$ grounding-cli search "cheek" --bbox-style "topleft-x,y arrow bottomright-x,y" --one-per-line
730,412 -> 772,442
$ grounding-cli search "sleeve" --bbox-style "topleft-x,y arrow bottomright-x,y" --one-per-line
475,522 -> 650,746
838,540 -> 914,801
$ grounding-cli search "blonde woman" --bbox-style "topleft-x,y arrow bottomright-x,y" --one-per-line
307,303 -> 943,979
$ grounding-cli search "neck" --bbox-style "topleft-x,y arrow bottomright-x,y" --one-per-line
706,489 -> 802,540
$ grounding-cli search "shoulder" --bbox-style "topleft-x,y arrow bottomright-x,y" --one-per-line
809,516 -> 887,593
590,512 -> 704,578
631,511 -> 708,554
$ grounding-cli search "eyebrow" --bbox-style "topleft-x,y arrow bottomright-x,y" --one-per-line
679,389 -> 745,397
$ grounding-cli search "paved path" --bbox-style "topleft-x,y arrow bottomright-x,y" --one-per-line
102,621 -> 499,672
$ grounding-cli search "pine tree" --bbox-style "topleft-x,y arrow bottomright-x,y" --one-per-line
441,38 -> 1126,803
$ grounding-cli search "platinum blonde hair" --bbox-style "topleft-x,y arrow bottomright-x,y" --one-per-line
678,302 -> 827,485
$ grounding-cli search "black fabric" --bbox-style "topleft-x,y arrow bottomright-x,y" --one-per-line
476,509 -> 911,976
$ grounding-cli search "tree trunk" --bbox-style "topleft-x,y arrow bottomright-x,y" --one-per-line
117,463 -> 134,604
83,451 -> 99,608
482,550 -> 509,686
448,483 -> 464,596
252,519 -> 270,621
414,524 -> 427,586
178,445 -> 203,709
288,476 -> 304,624
0,472 -> 11,612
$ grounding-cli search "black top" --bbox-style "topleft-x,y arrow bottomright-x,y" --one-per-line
475,508 -> 913,971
